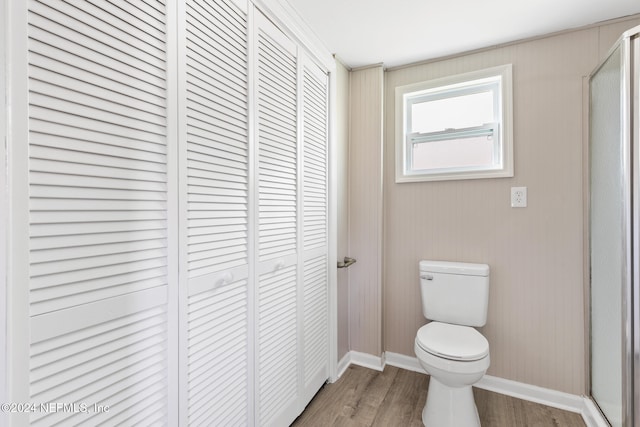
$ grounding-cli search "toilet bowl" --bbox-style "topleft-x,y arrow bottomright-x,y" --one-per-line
415,322 -> 489,427
415,261 -> 491,427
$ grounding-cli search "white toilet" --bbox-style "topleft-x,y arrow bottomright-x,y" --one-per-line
414,260 -> 490,427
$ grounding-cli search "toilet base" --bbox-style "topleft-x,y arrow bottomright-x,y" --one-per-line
422,377 -> 480,427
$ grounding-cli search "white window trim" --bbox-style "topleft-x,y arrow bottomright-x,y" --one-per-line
395,64 -> 514,183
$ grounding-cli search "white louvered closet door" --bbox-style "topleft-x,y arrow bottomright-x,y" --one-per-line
299,56 -> 330,407
27,0 -> 174,425
254,11 -> 300,427
180,0 -> 250,425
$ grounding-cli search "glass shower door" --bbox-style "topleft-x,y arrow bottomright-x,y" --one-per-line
589,27 -> 640,427
589,46 -> 624,427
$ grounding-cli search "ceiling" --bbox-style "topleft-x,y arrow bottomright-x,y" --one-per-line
284,0 -> 640,69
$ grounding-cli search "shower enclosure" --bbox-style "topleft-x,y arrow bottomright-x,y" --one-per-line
589,25 -> 639,427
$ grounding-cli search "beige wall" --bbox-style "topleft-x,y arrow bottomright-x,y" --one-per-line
382,16 -> 640,395
348,65 -> 384,356
335,60 -> 350,361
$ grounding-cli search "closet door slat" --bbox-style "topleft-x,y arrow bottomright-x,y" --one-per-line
302,254 -> 328,382
257,27 -> 298,263
186,0 -> 249,280
183,0 -> 250,425
258,265 -> 298,426
302,67 -> 328,252
255,12 -> 300,427
27,0 -> 171,424
300,60 -> 330,406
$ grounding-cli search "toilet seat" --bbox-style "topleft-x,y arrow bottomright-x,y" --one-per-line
416,322 -> 489,361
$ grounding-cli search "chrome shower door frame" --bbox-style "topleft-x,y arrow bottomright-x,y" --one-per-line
589,24 -> 640,427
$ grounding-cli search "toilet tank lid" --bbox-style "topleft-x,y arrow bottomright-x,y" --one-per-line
419,260 -> 489,276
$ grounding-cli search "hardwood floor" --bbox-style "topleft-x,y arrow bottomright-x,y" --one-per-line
292,365 -> 586,427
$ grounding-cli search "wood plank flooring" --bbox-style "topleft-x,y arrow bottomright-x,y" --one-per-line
292,365 -> 586,427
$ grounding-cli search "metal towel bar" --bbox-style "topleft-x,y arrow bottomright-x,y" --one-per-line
337,257 -> 356,269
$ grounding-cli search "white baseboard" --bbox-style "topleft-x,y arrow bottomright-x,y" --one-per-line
476,374 -> 584,414
349,350 -> 385,372
384,351 -> 424,373
580,397 -> 610,427
477,375 -> 613,426
344,351 -> 606,427
336,352 -> 351,380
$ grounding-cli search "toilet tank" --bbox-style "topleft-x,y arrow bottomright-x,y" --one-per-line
419,260 -> 490,327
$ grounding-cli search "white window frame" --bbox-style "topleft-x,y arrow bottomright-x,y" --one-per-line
395,64 -> 513,183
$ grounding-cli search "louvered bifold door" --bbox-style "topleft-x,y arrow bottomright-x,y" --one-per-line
27,0 -> 173,425
254,11 -> 300,427
180,0 -> 250,425
299,56 -> 330,408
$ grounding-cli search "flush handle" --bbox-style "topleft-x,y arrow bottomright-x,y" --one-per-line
420,274 -> 434,280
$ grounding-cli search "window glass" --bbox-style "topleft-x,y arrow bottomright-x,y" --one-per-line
411,135 -> 494,171
410,90 -> 494,134
395,64 -> 513,183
